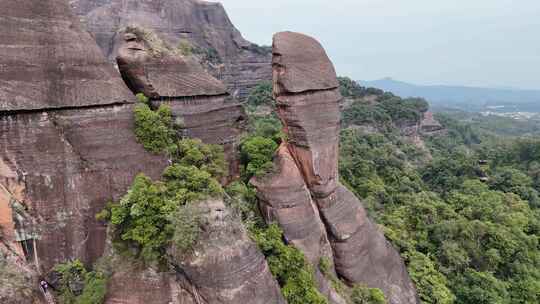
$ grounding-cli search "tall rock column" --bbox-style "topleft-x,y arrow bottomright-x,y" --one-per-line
264,31 -> 419,304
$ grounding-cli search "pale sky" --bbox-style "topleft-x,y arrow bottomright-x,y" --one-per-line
219,0 -> 540,90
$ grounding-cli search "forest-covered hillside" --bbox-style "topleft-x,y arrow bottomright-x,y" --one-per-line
246,78 -> 540,304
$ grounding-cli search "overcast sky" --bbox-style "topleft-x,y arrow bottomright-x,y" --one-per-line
219,0 -> 540,90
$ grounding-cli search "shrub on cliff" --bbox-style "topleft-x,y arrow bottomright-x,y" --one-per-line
133,103 -> 175,153
103,136 -> 224,263
251,224 -> 328,304
240,136 -> 278,179
169,138 -> 227,180
108,164 -> 222,262
247,81 -> 274,108
54,260 -> 107,304
350,285 -> 387,304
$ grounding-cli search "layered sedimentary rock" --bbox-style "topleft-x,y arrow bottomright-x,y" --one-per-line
0,0 -> 132,112
70,0 -> 272,98
170,199 -> 286,304
251,144 -> 346,304
420,111 -> 444,135
0,0 -> 167,274
252,31 -> 418,304
115,28 -> 247,178
1,1 -> 282,303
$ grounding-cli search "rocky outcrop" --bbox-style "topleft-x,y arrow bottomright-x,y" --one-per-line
420,111 -> 444,135
1,2 -> 283,303
70,0 -> 272,99
169,199 -> 285,304
0,0 -> 168,275
115,28 -> 247,179
0,239 -> 44,304
252,31 -> 418,304
0,0 -> 131,112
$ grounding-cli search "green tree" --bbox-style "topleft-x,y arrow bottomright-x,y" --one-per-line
133,103 -> 175,153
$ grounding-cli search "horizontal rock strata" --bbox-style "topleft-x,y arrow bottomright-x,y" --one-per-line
255,31 -> 419,304
70,0 -> 272,99
170,199 -> 286,304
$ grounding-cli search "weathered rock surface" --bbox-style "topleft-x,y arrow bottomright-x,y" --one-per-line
1,106 -> 168,271
322,185 -> 418,304
70,0 -> 272,99
252,144 -> 346,304
116,29 -> 247,179
264,31 -> 418,304
1,2 -> 278,303
420,111 -> 444,135
0,0 -> 167,275
252,144 -> 332,265
170,199 -> 286,304
0,0 -> 132,111
0,240 -> 44,304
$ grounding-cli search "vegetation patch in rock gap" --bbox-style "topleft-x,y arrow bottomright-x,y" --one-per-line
97,94 -> 225,266
51,259 -> 107,304
226,82 -> 331,303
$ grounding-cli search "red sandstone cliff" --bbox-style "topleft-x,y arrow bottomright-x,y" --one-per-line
252,32 -> 419,304
70,0 -> 272,99
0,1 -> 281,303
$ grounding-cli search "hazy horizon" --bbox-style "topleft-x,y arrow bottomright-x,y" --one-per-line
219,0 -> 540,91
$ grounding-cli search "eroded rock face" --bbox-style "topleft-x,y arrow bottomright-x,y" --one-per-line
116,29 -> 247,179
1,1 -> 281,303
0,240 -> 44,304
70,0 -> 272,99
0,0 -> 168,275
256,31 -> 419,304
252,144 -> 333,265
0,0 -> 132,111
170,199 -> 286,304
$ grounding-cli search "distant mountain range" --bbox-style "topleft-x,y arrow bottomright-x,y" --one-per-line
361,78 -> 540,112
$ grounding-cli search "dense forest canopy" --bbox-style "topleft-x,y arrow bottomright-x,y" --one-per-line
246,79 -> 540,304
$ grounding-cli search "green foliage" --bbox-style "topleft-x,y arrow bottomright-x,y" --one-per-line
339,104 -> 540,304
340,80 -> 429,129
404,252 -> 455,304
338,77 -> 380,98
251,224 -> 328,304
109,174 -> 174,263
136,93 -> 149,104
116,100 -> 227,262
177,40 -> 193,56
168,138 -> 227,182
240,136 -> 278,179
108,163 -> 222,263
225,181 -> 262,227
170,203 -> 202,254
350,285 -> 387,304
133,103 -> 175,153
54,260 -> 107,304
247,81 -> 274,108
